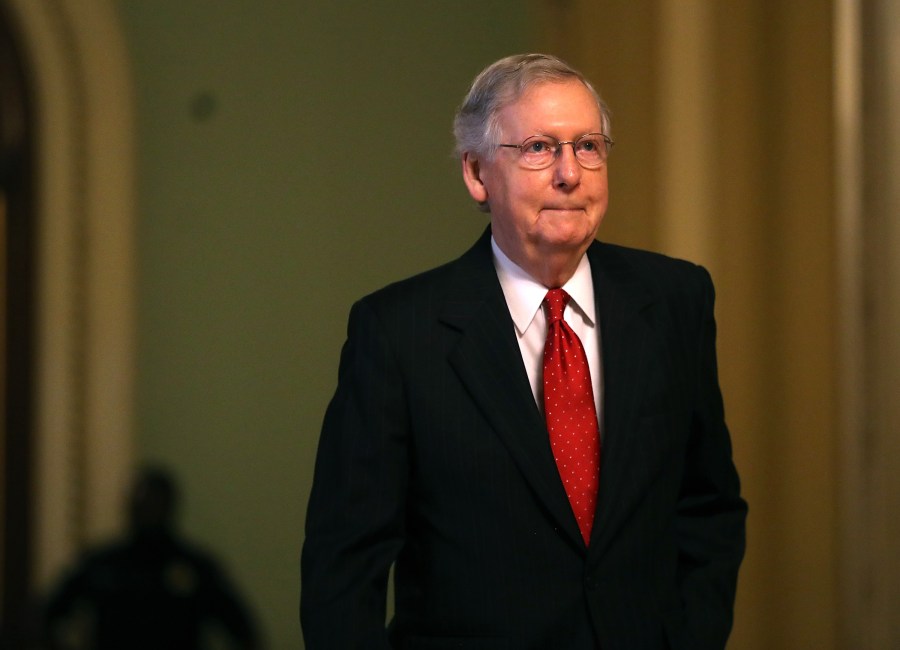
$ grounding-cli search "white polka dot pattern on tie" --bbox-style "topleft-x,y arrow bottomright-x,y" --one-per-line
543,288 -> 601,545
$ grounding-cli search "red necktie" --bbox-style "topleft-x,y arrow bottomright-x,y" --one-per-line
543,288 -> 600,545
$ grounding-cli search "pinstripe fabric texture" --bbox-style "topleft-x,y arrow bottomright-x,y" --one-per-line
301,227 -> 746,650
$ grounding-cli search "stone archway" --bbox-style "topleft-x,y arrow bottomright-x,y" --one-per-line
2,0 -> 136,593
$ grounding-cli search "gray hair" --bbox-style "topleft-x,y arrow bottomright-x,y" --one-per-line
453,53 -> 611,160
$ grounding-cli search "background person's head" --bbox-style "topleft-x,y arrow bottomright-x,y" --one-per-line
127,465 -> 179,537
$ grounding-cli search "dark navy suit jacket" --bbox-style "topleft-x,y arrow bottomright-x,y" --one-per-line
301,228 -> 746,649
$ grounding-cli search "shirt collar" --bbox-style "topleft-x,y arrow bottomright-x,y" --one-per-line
492,237 -> 596,335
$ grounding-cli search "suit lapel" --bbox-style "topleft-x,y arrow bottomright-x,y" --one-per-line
585,242 -> 656,555
437,233 -> 659,552
440,230 -> 584,548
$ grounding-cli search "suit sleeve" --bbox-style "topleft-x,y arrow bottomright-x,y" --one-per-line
676,267 -> 747,649
301,298 -> 408,649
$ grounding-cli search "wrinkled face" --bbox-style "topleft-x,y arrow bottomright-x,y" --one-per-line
462,80 -> 609,277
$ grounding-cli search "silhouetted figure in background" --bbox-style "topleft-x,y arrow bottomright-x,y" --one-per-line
43,466 -> 261,650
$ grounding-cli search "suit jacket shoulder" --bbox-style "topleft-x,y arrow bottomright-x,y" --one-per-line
589,240 -> 713,302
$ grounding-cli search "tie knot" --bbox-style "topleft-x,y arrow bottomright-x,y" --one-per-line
544,288 -> 570,323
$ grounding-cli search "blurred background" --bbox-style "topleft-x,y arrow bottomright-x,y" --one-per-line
1,1 -> 898,648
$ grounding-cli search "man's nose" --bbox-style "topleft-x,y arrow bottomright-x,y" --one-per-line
553,143 -> 582,188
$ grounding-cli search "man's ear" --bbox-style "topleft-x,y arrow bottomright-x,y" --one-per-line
461,152 -> 489,204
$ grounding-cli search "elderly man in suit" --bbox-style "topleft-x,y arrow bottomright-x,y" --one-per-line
301,53 -> 747,650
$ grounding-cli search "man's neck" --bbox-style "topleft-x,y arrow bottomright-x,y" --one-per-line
512,246 -> 590,288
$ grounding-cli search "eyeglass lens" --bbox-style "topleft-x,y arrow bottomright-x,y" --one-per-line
520,135 -> 609,168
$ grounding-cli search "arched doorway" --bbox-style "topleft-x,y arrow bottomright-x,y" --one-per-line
0,1 -> 136,639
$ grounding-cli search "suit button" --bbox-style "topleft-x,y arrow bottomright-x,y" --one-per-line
584,575 -> 600,591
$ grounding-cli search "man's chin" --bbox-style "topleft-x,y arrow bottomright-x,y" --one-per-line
534,227 -> 598,252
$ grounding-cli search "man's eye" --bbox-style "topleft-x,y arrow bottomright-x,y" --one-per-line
579,140 -> 597,152
526,140 -> 553,154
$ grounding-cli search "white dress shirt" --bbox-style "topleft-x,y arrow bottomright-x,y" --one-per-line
491,237 -> 603,425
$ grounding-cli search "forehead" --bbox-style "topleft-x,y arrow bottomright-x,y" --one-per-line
498,80 -> 602,138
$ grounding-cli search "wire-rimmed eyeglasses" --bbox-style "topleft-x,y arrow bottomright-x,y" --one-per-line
497,133 -> 614,170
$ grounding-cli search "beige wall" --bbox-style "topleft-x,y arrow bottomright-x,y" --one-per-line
542,1 -> 841,648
